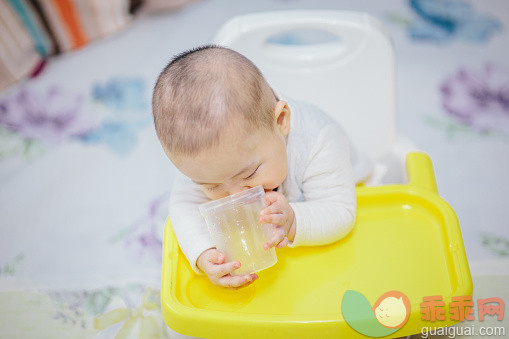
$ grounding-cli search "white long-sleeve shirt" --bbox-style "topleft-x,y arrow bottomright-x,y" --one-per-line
169,97 -> 371,274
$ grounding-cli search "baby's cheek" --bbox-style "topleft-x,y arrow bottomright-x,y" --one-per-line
201,188 -> 227,200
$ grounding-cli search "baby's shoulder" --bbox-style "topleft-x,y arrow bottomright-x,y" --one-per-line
287,98 -> 337,138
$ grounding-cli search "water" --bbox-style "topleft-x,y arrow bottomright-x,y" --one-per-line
207,200 -> 277,276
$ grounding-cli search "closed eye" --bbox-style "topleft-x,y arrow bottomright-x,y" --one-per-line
244,164 -> 261,180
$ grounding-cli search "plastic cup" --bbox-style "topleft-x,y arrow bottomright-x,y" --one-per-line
199,185 -> 277,276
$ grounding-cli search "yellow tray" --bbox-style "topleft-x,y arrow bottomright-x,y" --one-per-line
161,152 -> 472,338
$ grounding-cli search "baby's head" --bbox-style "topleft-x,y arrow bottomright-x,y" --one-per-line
153,45 -> 291,199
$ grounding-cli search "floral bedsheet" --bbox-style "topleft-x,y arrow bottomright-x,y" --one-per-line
1,0 -> 508,338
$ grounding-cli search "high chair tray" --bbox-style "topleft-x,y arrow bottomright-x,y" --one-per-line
161,152 -> 472,338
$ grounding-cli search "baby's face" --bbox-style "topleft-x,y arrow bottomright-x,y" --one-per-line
173,122 -> 288,200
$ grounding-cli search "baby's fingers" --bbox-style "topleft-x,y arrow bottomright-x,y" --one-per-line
264,191 -> 281,206
212,261 -> 241,277
208,251 -> 225,265
218,273 -> 258,289
260,204 -> 281,216
260,213 -> 285,226
276,236 -> 289,248
264,229 -> 286,250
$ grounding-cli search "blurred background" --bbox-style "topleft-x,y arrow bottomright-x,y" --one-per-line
0,0 -> 508,337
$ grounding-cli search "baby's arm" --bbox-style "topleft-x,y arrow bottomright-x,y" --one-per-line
169,172 -> 215,273
289,124 -> 357,247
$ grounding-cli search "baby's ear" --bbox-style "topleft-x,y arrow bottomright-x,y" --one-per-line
274,101 -> 291,136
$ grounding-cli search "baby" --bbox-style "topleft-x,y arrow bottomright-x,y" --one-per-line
153,45 -> 366,289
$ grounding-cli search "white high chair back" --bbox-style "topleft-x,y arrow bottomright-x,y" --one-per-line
213,10 -> 396,162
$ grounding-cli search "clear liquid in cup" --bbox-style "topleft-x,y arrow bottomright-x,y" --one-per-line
199,186 -> 277,276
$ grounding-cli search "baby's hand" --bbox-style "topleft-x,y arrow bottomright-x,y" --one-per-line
260,191 -> 296,250
196,248 -> 258,289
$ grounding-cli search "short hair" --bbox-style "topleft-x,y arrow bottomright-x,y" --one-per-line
152,44 -> 276,157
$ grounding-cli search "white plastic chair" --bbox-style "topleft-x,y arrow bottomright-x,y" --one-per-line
213,10 -> 417,184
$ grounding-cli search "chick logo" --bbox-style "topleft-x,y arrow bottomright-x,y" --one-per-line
342,290 -> 410,337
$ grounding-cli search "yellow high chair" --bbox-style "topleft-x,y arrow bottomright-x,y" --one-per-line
161,11 -> 472,338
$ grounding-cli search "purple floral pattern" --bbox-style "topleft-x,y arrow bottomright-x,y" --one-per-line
440,63 -> 509,134
0,87 -> 97,144
112,193 -> 170,262
0,77 -> 151,159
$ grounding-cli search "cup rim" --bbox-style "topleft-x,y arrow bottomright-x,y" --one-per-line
199,185 -> 265,216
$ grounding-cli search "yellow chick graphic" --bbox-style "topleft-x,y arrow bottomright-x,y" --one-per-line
372,291 -> 410,329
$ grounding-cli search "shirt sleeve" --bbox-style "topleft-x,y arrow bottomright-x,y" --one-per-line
168,172 -> 214,274
288,124 -> 357,247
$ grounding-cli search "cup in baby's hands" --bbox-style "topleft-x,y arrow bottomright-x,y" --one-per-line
199,185 -> 277,276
